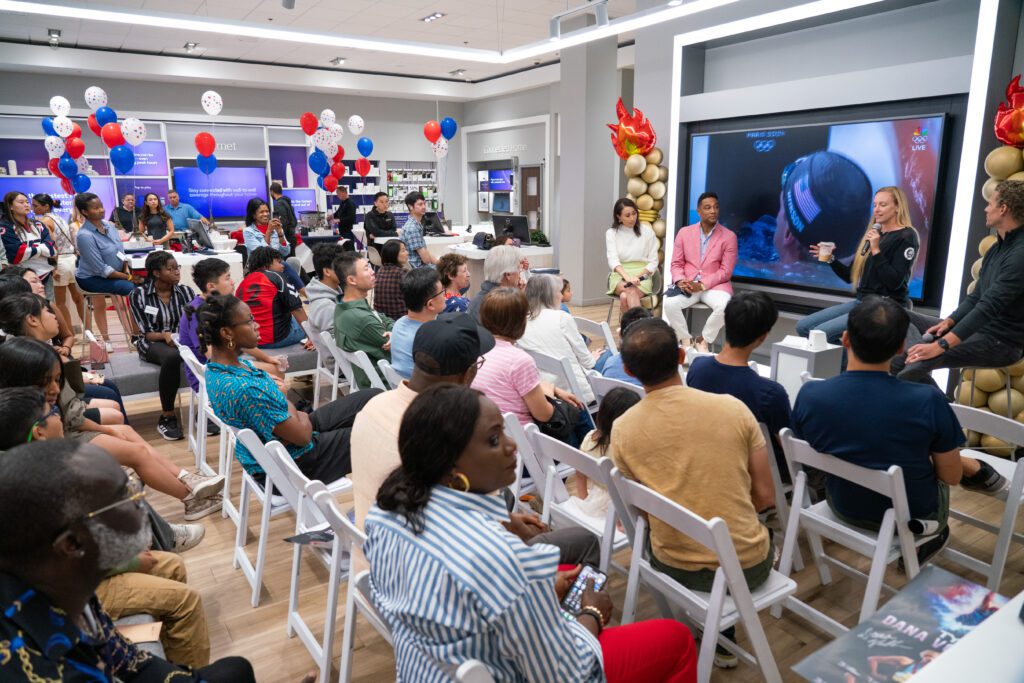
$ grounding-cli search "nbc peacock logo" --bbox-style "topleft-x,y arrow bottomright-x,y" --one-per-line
911,126 -> 929,150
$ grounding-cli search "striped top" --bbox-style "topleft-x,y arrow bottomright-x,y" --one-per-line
127,279 -> 196,355
365,486 -> 604,682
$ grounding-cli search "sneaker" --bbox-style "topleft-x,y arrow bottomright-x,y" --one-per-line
170,523 -> 206,553
206,421 -> 221,437
183,494 -> 223,521
961,460 -> 1008,497
899,527 -> 950,573
104,339 -> 114,353
714,643 -> 738,669
179,471 -> 225,500
157,415 -> 184,441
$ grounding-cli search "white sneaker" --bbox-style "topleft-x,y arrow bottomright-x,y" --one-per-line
103,339 -> 114,353
170,523 -> 206,553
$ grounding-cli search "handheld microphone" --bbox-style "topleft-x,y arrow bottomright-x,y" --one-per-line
860,223 -> 882,256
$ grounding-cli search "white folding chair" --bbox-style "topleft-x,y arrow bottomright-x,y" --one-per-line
503,413 -> 575,502
302,320 -> 347,406
758,422 -> 802,572
943,404 -> 1024,590
586,372 -> 644,404
607,467 -> 796,683
524,423 -> 628,573
268,443 -> 353,683
573,316 -> 617,354
799,370 -> 822,385
774,428 -> 935,636
320,331 -> 387,392
377,359 -> 403,390
307,481 -> 394,683
522,347 -> 592,410
456,660 -> 496,683
178,346 -> 231,478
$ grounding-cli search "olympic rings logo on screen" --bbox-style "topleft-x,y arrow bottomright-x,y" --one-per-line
753,140 -> 776,152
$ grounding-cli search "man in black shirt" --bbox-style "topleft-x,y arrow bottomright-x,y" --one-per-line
332,185 -> 358,245
269,181 -> 298,248
110,193 -> 140,234
893,180 -> 1024,384
363,191 -> 398,247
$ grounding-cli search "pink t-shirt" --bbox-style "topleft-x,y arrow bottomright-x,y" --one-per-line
472,339 -> 541,425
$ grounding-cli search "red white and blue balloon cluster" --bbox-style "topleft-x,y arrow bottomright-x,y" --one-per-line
84,86 -> 146,178
194,90 -> 223,175
423,117 -> 457,157
41,95 -> 87,194
300,110 -> 373,190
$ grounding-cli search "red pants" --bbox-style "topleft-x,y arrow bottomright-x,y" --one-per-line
600,620 -> 697,683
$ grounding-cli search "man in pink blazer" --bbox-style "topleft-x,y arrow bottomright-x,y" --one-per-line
664,192 -> 737,350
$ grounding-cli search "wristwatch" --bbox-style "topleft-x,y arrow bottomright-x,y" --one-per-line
937,338 -> 950,351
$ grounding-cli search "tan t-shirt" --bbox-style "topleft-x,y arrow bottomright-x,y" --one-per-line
610,384 -> 769,571
349,381 -> 418,573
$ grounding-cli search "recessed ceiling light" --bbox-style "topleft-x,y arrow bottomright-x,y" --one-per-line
330,56 -> 346,66
183,41 -> 198,53
421,12 -> 444,23
47,28 -> 60,38
449,68 -> 465,77
668,0 -> 684,6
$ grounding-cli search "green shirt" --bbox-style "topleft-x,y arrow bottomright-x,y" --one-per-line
334,297 -> 394,389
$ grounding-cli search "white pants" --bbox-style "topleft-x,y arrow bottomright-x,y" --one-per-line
663,288 -> 731,344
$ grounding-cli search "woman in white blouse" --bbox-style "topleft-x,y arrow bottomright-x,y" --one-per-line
519,273 -> 597,406
606,197 -> 659,311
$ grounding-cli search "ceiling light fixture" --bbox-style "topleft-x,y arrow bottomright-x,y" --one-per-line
668,0 -> 684,6
281,0 -> 295,9
549,0 -> 609,41
449,68 -> 465,77
330,56 -> 345,66
46,27 -> 59,49
183,41 -> 198,53
421,12 -> 444,23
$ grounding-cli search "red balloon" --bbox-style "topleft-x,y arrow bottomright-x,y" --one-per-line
48,157 -> 63,178
299,112 -> 318,136
87,113 -> 102,137
423,120 -> 441,143
101,122 -> 125,148
354,158 -> 371,177
66,137 -> 86,159
60,177 -> 73,194
67,121 -> 82,139
330,162 -> 347,179
332,146 -> 345,162
194,132 -> 216,157
323,175 -> 339,192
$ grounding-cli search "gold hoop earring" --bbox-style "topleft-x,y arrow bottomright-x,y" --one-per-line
227,338 -> 235,349
448,472 -> 470,492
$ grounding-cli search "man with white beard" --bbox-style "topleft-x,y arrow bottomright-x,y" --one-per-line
0,441 -> 257,682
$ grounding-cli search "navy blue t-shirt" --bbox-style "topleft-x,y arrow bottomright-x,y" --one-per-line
792,371 -> 964,522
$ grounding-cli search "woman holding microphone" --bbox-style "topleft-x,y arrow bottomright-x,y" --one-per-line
796,186 -> 920,344
606,197 -> 660,312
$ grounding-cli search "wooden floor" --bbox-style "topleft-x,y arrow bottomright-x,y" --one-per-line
123,302 -> 1024,682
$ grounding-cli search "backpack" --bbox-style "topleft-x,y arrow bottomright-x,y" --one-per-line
472,232 -> 494,250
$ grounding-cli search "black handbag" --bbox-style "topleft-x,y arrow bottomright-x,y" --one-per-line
534,395 -> 580,442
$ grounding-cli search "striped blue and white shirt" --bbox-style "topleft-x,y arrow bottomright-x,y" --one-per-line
365,486 -> 604,682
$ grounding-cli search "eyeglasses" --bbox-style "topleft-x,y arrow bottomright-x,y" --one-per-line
474,356 -> 486,370
230,315 -> 256,328
26,404 -> 60,443
428,288 -> 446,301
79,474 -> 146,522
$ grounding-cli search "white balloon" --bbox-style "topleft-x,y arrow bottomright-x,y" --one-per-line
53,115 -> 74,138
325,141 -> 339,159
319,109 -> 336,128
329,122 -> 344,141
432,139 -> 449,159
84,86 -> 108,111
200,90 -> 223,116
50,95 -> 71,116
347,115 -> 364,135
122,117 -> 147,146
44,135 -> 65,158
76,156 -> 90,174
312,127 -> 334,152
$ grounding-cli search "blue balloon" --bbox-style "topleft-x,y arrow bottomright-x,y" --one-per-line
95,106 -> 117,127
316,174 -> 327,191
72,174 -> 92,193
357,137 -> 373,158
197,153 -> 218,175
308,150 -> 329,177
440,117 -> 458,140
41,117 -> 56,136
109,145 -> 135,174
58,153 -> 77,179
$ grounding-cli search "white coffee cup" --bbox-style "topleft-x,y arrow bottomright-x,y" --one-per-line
808,329 -> 828,351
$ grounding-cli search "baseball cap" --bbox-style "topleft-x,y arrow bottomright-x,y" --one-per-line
413,313 -> 495,376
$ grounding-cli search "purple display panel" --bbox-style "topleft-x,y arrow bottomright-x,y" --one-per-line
116,177 -> 171,204
117,141 -> 168,177
0,138 -> 53,176
488,169 -> 513,191
0,175 -> 116,225
280,188 -> 317,213
172,165 -> 267,219
269,146 -> 309,189
84,157 -> 111,175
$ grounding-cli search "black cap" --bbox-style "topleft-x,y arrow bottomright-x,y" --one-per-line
412,313 -> 495,376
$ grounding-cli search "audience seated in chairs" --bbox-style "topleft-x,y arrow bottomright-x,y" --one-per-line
4,264 -> 76,354
389,266 -> 444,379
127,251 -> 194,441
518,273 -> 598,405
471,287 -> 591,448
201,294 -> 380,485
0,439 -> 256,682
437,252 -> 471,313
792,296 -> 1009,566
468,244 -> 525,323
686,291 -> 792,479
236,246 -> 309,350
351,313 -> 600,574
573,387 -> 642,521
613,317 -> 775,670
371,239 -> 408,322
333,252 -> 394,389
0,336 -> 224,521
364,384 -> 698,683
594,306 -> 651,387
305,242 -> 346,334
241,197 -> 306,296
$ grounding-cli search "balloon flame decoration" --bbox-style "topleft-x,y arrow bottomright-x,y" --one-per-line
995,74 -> 1024,148
606,98 -> 657,160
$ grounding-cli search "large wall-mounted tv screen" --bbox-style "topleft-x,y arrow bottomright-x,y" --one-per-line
172,165 -> 267,219
488,170 -> 514,191
687,114 -> 946,300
